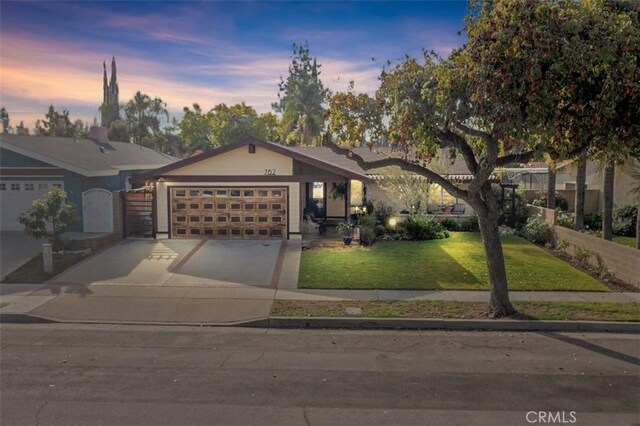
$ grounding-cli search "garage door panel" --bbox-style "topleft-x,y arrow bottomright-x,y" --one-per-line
171,186 -> 286,239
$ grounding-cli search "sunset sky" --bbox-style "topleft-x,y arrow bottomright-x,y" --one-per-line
0,1 -> 468,130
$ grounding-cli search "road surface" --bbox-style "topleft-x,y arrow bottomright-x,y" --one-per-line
1,324 -> 638,425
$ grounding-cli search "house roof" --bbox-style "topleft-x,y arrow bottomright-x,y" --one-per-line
0,134 -> 176,177
129,138 -> 372,183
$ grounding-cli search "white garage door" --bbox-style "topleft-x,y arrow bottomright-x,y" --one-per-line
0,181 -> 64,231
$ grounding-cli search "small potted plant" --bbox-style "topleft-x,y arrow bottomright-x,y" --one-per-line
336,221 -> 355,246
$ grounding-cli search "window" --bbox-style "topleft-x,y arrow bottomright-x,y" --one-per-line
0,183 -> 6,191
203,190 -> 213,197
189,190 -> 199,196
243,190 -> 255,197
230,203 -> 241,210
216,190 -> 227,197
244,229 -> 255,236
204,217 -> 213,223
230,190 -> 241,197
258,190 -> 269,197
38,183 -> 48,190
52,183 -> 62,189
217,229 -> 227,236
25,183 -> 34,191
272,190 -> 282,197
258,216 -> 269,223
10,183 -> 20,191
231,228 -> 241,236
175,190 -> 186,197
190,228 -> 201,235
203,203 -> 213,209
257,203 -> 269,210
230,216 -> 241,223
244,216 -> 255,223
176,216 -> 186,223
189,203 -> 199,209
258,229 -> 269,236
189,216 -> 200,222
217,216 -> 227,222
271,203 -> 282,210
176,203 -> 186,210
204,229 -> 214,236
176,229 -> 187,235
216,203 -> 226,210
244,203 -> 255,210
272,216 -> 282,223
272,229 -> 282,237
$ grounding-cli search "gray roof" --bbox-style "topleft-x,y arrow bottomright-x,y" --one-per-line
288,146 -> 474,176
0,134 -> 177,177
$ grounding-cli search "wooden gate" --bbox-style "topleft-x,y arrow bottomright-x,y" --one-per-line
123,191 -> 154,238
82,188 -> 114,233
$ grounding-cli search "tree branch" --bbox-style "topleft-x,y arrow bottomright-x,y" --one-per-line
326,140 -> 469,201
437,129 -> 478,175
495,150 -> 539,167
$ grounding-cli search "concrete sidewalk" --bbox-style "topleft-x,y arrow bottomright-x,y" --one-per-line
1,283 -> 638,325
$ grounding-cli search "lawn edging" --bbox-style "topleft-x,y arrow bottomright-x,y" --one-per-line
267,316 -> 640,333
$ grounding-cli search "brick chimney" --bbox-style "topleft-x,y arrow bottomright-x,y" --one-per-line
89,126 -> 109,144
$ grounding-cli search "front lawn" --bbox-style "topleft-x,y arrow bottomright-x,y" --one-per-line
271,300 -> 639,322
299,233 -> 607,291
613,236 -> 636,248
1,253 -> 86,283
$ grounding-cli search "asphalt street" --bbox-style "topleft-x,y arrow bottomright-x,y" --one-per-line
1,324 -> 638,426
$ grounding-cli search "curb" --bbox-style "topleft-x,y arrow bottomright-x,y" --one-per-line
266,316 -> 640,333
2,312 -> 638,333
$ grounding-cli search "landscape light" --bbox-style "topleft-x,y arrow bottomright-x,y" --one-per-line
389,217 -> 397,227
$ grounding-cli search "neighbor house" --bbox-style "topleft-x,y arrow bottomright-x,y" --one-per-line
0,127 -> 175,233
129,138 -> 479,240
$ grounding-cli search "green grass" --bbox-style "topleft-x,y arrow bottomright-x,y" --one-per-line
613,236 -> 636,248
1,253 -> 86,283
299,232 -> 607,291
271,300 -> 640,322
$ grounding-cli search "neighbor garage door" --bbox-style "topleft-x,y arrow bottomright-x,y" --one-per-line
170,187 -> 287,239
0,180 -> 64,231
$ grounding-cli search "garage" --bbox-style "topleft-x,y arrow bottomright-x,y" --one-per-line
0,180 -> 64,231
170,186 -> 287,239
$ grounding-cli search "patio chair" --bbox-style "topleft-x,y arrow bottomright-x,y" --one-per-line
451,203 -> 466,215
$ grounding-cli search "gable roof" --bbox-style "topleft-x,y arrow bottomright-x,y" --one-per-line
129,138 -> 371,183
0,134 -> 176,177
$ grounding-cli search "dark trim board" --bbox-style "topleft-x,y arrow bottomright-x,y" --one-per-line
155,175 -> 350,183
0,168 -> 64,176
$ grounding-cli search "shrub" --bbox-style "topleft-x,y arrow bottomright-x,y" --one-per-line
521,217 -> 549,244
573,245 -> 593,264
440,217 -> 460,231
584,212 -> 602,231
374,201 -> 394,226
359,226 -> 376,246
556,209 -> 574,228
612,205 -> 637,237
459,216 -> 479,232
357,214 -> 376,228
374,224 -> 387,237
404,215 -> 449,241
532,192 -> 569,211
498,225 -> 516,237
300,220 -> 318,235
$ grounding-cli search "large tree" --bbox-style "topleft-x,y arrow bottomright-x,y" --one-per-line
327,0 -> 639,317
273,43 -> 330,146
123,91 -> 169,145
179,102 -> 282,152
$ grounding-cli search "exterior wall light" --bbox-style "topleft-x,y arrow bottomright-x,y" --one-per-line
389,217 -> 397,227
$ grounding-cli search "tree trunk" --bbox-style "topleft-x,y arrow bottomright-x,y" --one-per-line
602,163 -> 615,241
473,185 -> 515,318
574,152 -> 587,229
546,169 -> 556,209
636,206 -> 640,250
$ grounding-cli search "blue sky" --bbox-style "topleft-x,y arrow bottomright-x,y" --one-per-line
0,1 -> 468,129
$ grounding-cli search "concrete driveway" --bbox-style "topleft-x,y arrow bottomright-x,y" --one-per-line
50,239 -> 283,287
33,239 -> 285,324
0,232 -> 43,280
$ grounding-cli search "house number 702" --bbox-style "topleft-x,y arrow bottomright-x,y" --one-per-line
264,169 -> 276,175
